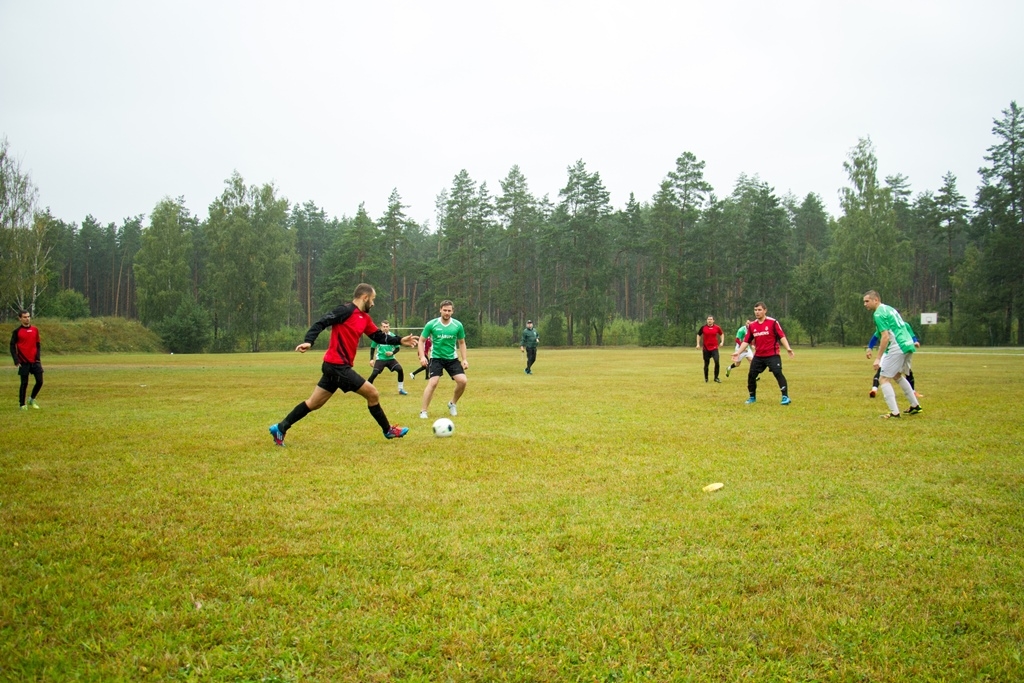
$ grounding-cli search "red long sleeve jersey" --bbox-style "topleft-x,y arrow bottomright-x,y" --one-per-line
303,303 -> 400,366
10,325 -> 40,364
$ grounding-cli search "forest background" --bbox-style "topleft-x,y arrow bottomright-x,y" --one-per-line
1,101 -> 1022,353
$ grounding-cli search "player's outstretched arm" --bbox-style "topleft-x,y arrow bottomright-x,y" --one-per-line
400,334 -> 418,347
295,342 -> 312,353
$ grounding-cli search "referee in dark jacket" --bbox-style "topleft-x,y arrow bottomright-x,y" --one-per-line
520,319 -> 539,375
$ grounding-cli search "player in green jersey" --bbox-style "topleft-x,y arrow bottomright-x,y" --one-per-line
368,320 -> 408,395
725,320 -> 753,377
418,300 -> 468,419
863,290 -> 922,419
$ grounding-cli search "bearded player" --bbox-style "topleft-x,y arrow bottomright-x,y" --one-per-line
269,284 -> 417,444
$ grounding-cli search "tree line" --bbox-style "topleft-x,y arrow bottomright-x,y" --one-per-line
1,101 -> 1021,350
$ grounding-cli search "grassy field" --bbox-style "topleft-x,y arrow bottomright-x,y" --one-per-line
2,347 -> 1023,681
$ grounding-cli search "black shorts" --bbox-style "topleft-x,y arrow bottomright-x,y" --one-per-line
429,357 -> 465,379
373,359 -> 402,373
18,362 -> 43,378
749,354 -> 783,376
316,362 -> 366,394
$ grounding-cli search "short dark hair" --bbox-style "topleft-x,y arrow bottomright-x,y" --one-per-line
864,290 -> 880,300
439,300 -> 454,309
380,319 -> 389,325
754,301 -> 767,310
353,283 -> 375,299
19,310 -> 30,317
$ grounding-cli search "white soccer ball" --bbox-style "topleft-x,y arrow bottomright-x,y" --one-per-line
432,417 -> 455,437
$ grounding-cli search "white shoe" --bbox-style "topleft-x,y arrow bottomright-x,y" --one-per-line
419,411 -> 428,419
448,402 -> 458,416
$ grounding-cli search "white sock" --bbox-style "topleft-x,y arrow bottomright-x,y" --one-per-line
881,383 -> 899,414
398,382 -> 404,390
896,377 -> 917,406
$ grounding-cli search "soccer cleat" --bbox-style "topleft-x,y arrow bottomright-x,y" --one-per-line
384,425 -> 409,439
20,405 -> 28,411
398,389 -> 408,395
745,397 -> 756,405
906,405 -> 923,415
780,395 -> 791,405
714,378 -> 721,383
269,424 -> 285,446
880,412 -> 901,419
28,398 -> 40,409
726,366 -> 731,377
448,401 -> 458,416
869,387 -> 877,398
419,410 -> 428,419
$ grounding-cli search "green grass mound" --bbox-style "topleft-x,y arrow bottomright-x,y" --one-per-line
0,317 -> 165,354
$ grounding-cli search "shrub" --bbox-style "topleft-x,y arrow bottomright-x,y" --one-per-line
777,317 -> 805,346
209,333 -> 245,354
542,313 -> 566,347
922,320 -> 950,346
261,325 -> 308,352
481,321 -> 516,347
638,318 -> 667,346
601,318 -> 640,346
40,289 -> 91,320
156,299 -> 212,353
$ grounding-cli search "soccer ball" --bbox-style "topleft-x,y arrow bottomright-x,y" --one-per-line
432,417 -> 455,437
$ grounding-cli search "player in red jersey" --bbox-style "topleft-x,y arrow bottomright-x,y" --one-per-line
269,284 -> 418,444
695,315 -> 725,383
731,301 -> 795,405
10,310 -> 44,410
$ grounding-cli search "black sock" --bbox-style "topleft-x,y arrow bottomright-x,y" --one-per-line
369,403 -> 390,433
280,401 -> 311,433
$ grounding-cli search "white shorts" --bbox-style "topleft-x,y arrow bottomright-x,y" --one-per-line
734,344 -> 754,361
879,349 -> 912,379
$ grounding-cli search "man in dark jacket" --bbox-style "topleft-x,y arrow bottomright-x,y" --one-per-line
520,320 -> 539,375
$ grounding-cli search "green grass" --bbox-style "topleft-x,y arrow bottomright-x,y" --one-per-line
3,348 -> 1024,681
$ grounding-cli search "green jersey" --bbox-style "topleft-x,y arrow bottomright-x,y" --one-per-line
873,304 -> 916,354
421,317 -> 465,360
370,340 -> 399,360
521,327 -> 539,348
735,325 -> 747,344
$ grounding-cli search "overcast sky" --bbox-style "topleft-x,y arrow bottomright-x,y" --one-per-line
2,0 -> 1021,229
